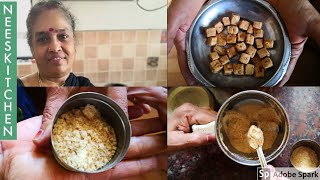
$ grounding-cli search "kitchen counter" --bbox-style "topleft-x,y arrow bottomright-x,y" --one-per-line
168,87 -> 320,180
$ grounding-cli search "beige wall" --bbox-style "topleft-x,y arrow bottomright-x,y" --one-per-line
17,29 -> 167,86
32,0 -> 167,30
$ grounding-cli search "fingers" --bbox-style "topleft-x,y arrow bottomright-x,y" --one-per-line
277,39 -> 306,86
88,155 -> 167,180
138,104 -> 152,114
128,87 -> 167,104
277,60 -> 296,87
191,108 -> 217,125
18,116 -> 42,141
167,1 -> 186,53
125,134 -> 166,159
128,104 -> 152,120
130,117 -> 165,136
174,20 -> 200,85
174,24 -> 189,52
169,103 -> 216,132
1,116 -> 43,151
33,87 -> 70,147
167,131 -> 215,150
176,45 -> 201,85
107,87 -> 128,117
168,0 -> 207,53
128,105 -> 144,120
127,87 -> 167,124
110,155 -> 167,180
169,0 -> 206,86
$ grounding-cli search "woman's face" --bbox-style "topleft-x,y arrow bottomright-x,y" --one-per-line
31,9 -> 75,78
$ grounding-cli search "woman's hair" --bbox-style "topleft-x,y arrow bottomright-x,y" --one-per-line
26,0 -> 76,51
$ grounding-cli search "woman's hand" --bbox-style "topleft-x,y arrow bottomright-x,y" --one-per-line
168,0 -> 207,85
33,87 -> 128,147
267,0 -> 320,86
0,116 -> 166,180
32,87 -> 73,147
167,103 -> 216,150
0,87 -> 167,180
127,87 -> 167,124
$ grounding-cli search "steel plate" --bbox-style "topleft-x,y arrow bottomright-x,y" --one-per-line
186,0 -> 291,87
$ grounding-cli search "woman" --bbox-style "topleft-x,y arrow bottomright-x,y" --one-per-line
18,0 -> 93,86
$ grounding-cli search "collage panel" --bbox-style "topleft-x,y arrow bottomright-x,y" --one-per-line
167,87 -> 320,179
17,0 -> 167,87
167,0 -> 320,87
8,86 -> 167,179
3,0 -> 168,179
167,0 -> 320,177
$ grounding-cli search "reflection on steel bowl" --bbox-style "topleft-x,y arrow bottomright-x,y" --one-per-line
186,0 -> 291,87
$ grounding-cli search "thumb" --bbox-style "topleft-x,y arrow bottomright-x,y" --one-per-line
167,3 -> 182,54
33,87 -> 70,147
176,44 -> 200,85
168,131 -> 215,149
107,87 -> 128,117
128,104 -> 151,120
168,2 -> 193,53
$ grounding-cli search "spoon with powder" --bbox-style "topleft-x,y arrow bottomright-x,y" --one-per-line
247,125 -> 267,167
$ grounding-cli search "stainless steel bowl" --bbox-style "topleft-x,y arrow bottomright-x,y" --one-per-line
51,92 -> 131,173
168,87 -> 214,114
215,90 -> 289,166
186,0 -> 291,87
290,139 -> 320,172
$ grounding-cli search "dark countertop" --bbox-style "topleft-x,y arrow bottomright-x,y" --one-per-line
168,87 -> 320,180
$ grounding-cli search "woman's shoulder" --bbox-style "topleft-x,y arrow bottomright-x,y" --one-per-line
66,73 -> 94,86
19,73 -> 38,86
76,75 -> 94,86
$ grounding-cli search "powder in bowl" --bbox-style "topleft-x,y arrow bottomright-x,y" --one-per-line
52,104 -> 117,172
222,103 -> 280,154
291,146 -> 319,172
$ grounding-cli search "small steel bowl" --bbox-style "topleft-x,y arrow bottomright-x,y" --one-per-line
186,0 -> 291,87
290,139 -> 320,172
51,92 -> 131,173
215,90 -> 289,166
168,87 -> 214,114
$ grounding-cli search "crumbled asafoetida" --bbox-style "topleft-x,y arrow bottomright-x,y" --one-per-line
52,104 -> 117,172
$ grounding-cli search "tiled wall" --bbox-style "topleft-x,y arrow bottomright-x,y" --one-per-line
17,29 -> 167,86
